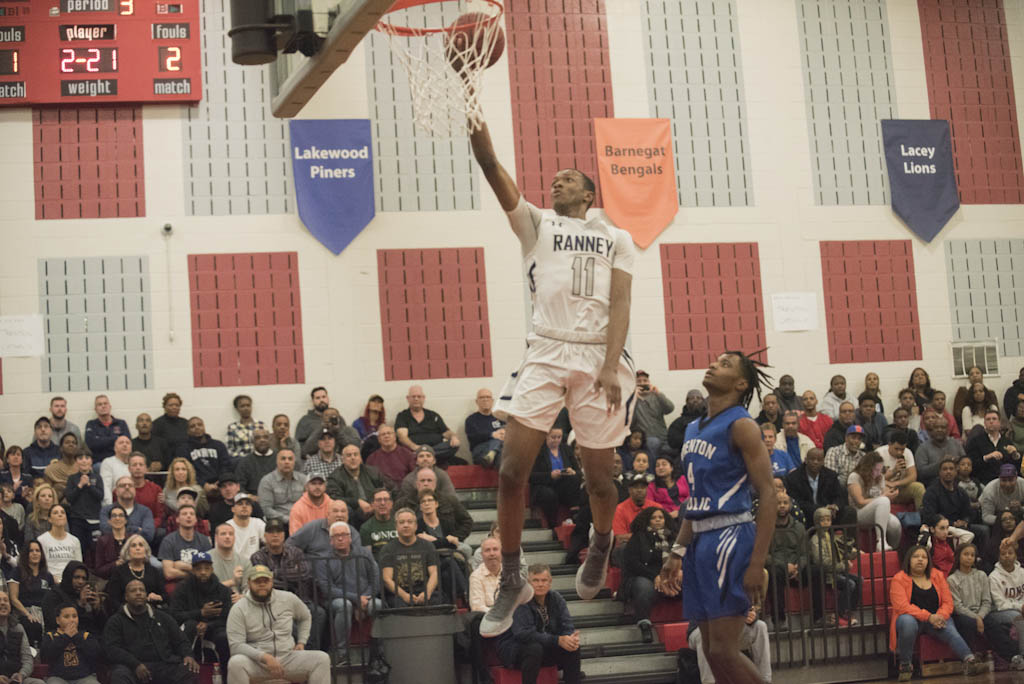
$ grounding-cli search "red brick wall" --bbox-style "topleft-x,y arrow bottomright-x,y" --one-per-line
377,248 -> 492,381
188,252 -> 305,387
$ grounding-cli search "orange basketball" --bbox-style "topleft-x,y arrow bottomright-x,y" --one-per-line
445,12 -> 505,72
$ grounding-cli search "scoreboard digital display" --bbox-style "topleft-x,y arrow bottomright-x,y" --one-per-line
0,0 -> 201,105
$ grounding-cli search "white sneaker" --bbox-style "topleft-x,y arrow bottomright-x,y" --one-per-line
479,579 -> 534,637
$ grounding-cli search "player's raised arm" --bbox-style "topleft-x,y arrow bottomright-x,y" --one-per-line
470,121 -> 521,211
735,417 -> 776,606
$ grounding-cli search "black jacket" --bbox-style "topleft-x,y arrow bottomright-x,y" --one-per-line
1005,382 -> 1024,421
104,605 -> 191,668
622,528 -> 671,584
41,561 -> 107,634
966,431 -> 1020,484
530,446 -> 580,487
754,411 -> 783,433
920,481 -> 972,527
885,424 -> 920,453
0,623 -> 24,677
64,471 -> 103,521
668,409 -> 705,452
783,464 -> 848,524
169,572 -> 232,630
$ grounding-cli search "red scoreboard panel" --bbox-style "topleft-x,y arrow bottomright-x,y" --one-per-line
0,0 -> 201,106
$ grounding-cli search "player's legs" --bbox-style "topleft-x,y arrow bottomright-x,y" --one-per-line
497,417 -> 549,555
480,416 -> 547,637
577,446 -> 617,538
573,445 -> 617,598
703,616 -> 767,684
567,353 -> 635,599
484,347 -> 566,638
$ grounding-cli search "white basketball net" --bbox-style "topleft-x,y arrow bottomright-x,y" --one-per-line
376,0 -> 504,137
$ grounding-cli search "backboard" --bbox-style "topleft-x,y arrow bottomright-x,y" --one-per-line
269,0 -> 394,118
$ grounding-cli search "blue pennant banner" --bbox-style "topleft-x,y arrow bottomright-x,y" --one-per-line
881,119 -> 960,243
290,119 -> 375,254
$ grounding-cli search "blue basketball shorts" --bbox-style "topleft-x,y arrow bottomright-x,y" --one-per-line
682,521 -> 755,624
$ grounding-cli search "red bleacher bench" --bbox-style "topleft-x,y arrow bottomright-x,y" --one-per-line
853,550 -> 899,578
490,665 -> 559,683
861,577 -> 893,607
555,523 -> 574,549
649,598 -> 682,623
447,465 -> 498,489
654,621 -> 689,651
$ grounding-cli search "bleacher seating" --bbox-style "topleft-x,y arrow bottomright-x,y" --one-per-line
490,665 -> 559,683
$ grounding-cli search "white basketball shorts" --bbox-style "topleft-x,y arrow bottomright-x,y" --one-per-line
494,333 -> 637,449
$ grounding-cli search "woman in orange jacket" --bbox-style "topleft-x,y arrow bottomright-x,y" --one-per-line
890,544 -> 986,681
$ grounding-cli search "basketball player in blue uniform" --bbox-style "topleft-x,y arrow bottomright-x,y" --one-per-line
468,119 -> 637,637
660,352 -> 776,684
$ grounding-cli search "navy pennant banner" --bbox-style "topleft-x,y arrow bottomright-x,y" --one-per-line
290,119 -> 375,254
881,119 -> 960,243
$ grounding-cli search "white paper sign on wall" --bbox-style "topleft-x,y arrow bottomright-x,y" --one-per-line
0,315 -> 44,357
771,293 -> 818,332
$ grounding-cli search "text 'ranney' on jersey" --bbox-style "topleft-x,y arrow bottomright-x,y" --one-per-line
552,234 -> 615,257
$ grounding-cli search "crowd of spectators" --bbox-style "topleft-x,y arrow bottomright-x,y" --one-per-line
1,364 -> 1024,683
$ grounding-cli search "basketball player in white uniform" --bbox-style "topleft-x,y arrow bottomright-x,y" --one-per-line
469,120 -> 637,637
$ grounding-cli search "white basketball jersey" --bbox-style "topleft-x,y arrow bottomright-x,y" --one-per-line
507,197 -> 635,342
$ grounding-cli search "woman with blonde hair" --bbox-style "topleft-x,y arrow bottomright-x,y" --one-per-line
24,484 -> 57,542
162,457 -> 208,516
862,372 -> 884,416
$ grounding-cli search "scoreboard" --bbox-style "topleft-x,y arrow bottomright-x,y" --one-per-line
0,0 -> 201,105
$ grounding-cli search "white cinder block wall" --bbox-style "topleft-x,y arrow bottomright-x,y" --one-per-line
1,0 -> 1023,449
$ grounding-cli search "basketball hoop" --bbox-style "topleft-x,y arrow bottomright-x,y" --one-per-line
375,0 -> 504,137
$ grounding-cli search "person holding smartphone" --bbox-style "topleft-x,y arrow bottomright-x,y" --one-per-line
169,552 -> 233,671
632,371 -> 675,456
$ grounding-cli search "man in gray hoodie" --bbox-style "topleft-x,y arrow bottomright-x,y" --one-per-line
225,566 -> 331,684
985,544 -> 1024,670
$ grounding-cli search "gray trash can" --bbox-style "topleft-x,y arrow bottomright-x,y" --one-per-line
371,612 -> 462,683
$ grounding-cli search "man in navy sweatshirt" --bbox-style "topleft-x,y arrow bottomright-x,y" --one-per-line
84,395 -> 131,461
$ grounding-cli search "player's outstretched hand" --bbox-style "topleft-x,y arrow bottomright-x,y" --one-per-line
743,565 -> 765,606
595,366 -> 622,413
659,555 -> 683,595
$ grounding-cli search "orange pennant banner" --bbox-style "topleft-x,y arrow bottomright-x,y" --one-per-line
594,118 -> 678,249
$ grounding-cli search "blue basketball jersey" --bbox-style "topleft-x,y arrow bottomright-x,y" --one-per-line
682,404 -> 753,520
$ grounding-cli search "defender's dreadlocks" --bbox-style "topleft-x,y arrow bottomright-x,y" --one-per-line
723,349 -> 772,409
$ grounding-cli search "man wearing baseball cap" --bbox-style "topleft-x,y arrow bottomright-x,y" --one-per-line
169,552 -> 232,671
250,518 -> 326,650
228,491 -> 265,560
208,473 -> 265,531
632,370 -> 675,455
980,463 -> 1024,527
226,566 -> 330,684
612,473 -> 662,546
824,424 -> 867,487
289,474 -> 333,535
